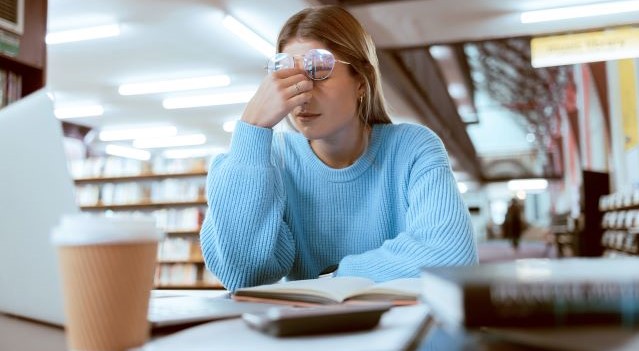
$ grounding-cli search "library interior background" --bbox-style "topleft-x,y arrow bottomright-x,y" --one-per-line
4,0 -> 639,289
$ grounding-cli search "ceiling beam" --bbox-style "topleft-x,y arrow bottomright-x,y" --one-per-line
378,49 -> 483,181
452,44 -> 476,109
588,62 -> 611,146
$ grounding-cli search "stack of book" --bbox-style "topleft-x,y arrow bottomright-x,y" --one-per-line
420,257 -> 639,328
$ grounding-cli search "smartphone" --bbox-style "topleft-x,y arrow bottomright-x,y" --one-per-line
242,303 -> 392,337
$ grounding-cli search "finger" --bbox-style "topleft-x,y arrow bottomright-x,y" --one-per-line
295,80 -> 313,93
288,91 -> 312,107
287,82 -> 300,98
280,73 -> 309,88
272,67 -> 305,79
285,80 -> 312,99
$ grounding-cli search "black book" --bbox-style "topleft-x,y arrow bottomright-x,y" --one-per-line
421,258 -> 639,328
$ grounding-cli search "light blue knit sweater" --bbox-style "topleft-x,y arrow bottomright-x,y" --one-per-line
200,121 -> 477,291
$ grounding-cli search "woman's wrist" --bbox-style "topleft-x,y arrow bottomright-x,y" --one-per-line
227,121 -> 273,165
240,115 -> 273,129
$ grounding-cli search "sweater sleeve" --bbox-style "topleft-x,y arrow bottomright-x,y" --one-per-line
335,131 -> 478,281
200,121 -> 295,292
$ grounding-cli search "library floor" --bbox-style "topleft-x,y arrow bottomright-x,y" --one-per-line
478,228 -> 557,263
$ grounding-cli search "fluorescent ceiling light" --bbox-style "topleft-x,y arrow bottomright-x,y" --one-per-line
105,145 -> 150,161
457,182 -> 468,194
99,126 -> 178,141
520,1 -> 639,24
457,104 -> 478,124
447,83 -> 466,99
133,134 -> 207,149
163,147 -> 226,159
223,120 -> 237,133
54,104 -> 104,119
46,24 -> 121,44
162,90 -> 255,109
429,45 -> 452,60
507,179 -> 548,192
457,104 -> 474,117
118,75 -> 231,95
222,15 -> 275,57
526,133 -> 536,143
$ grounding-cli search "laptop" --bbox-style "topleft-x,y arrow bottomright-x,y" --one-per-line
0,89 -> 275,329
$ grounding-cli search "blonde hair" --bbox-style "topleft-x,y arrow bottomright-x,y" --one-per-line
276,5 -> 391,126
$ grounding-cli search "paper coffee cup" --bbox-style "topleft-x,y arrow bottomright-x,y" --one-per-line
52,214 -> 163,351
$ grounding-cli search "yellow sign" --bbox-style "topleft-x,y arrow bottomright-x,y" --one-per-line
618,59 -> 639,151
531,27 -> 639,68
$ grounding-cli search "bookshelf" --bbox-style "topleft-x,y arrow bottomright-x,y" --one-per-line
159,259 -> 205,264
74,170 -> 208,184
155,282 -> 222,290
79,198 -> 208,211
166,229 -> 202,236
599,191 -> 639,257
0,0 -> 47,107
71,156 -> 222,290
578,171 -> 610,256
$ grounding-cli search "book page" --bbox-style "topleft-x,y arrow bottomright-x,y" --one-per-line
348,278 -> 422,301
235,277 -> 375,303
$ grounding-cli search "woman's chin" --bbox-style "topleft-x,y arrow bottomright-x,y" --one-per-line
299,130 -> 317,140
295,125 -> 319,140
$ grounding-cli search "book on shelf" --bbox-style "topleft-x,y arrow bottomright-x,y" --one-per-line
420,257 -> 639,329
233,277 -> 421,306
69,156 -> 210,179
0,69 -> 6,108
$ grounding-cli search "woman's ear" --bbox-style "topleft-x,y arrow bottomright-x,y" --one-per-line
356,78 -> 365,99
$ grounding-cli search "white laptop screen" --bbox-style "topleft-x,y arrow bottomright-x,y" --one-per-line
0,89 -> 78,325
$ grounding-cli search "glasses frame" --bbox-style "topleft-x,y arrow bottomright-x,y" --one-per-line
267,49 -> 351,81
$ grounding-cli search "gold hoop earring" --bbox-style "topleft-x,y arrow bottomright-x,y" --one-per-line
359,95 -> 363,104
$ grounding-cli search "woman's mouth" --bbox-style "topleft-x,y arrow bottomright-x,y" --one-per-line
296,113 -> 321,120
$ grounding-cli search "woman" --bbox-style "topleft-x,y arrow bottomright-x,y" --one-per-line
200,5 -> 477,291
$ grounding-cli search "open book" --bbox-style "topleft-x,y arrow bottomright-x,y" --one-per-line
232,277 -> 422,306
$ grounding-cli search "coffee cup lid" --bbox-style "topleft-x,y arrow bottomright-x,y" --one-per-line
51,213 -> 164,246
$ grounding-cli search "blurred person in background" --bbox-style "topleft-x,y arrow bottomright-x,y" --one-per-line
504,198 -> 524,250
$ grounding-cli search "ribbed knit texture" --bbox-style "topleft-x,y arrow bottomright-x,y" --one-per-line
200,121 -> 478,292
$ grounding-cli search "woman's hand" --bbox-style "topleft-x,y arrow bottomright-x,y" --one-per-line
241,68 -> 313,128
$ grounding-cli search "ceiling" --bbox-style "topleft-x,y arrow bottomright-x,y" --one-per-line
46,0 -> 639,182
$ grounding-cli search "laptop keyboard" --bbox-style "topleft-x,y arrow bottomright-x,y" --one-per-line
150,297 -> 227,319
148,295 -> 276,328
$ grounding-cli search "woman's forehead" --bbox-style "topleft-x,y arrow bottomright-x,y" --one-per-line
281,38 -> 325,55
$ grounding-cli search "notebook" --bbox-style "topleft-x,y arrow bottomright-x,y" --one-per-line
0,89 -> 274,329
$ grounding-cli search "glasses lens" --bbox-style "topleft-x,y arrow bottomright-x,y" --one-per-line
267,53 -> 295,73
304,49 -> 335,80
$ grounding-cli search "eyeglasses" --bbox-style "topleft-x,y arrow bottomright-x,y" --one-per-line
266,49 -> 351,81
